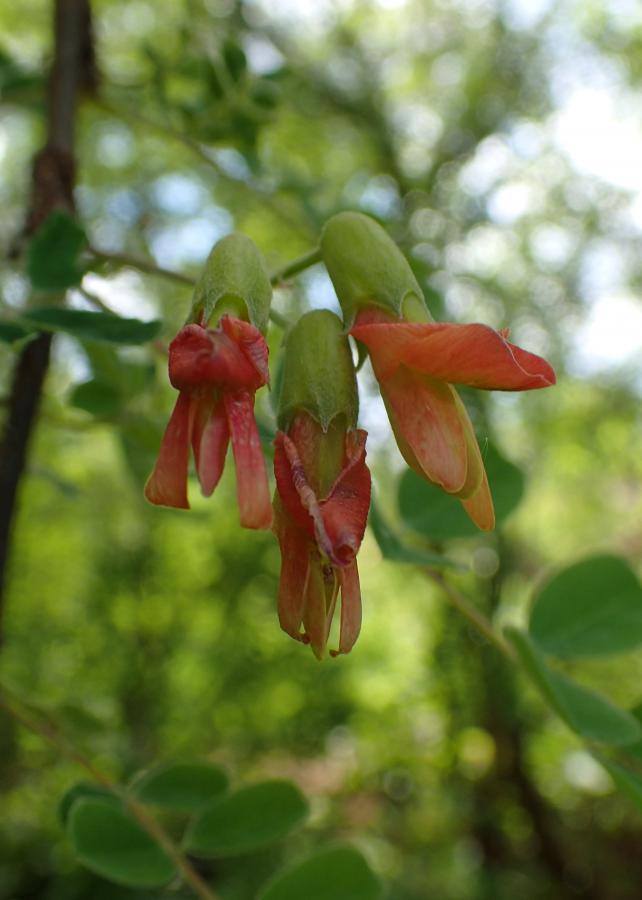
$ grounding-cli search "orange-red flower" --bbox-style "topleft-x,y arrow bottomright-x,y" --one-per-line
273,413 -> 371,659
145,315 -> 272,530
351,308 -> 556,530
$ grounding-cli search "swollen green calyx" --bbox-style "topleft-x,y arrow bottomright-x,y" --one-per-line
320,211 -> 432,326
188,233 -> 272,333
277,310 -> 358,432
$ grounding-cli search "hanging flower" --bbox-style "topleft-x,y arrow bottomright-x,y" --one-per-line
145,234 -> 274,529
273,310 -> 371,658
321,210 -> 555,529
351,308 -> 555,529
145,315 -> 272,529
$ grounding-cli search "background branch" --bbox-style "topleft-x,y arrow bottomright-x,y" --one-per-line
0,0 -> 94,639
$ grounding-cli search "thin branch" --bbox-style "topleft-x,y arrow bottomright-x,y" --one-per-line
94,96 -> 315,239
87,245 -> 323,329
0,684 -> 218,900
270,248 -> 321,285
425,570 -> 515,660
87,246 -> 196,287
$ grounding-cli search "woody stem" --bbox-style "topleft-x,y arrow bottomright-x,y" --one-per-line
0,683 -> 219,900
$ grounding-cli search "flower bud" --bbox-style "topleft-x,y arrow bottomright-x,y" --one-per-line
188,233 -> 272,333
321,211 -> 431,326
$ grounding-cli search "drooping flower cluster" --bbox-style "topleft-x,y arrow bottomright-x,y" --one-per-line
146,214 -> 555,657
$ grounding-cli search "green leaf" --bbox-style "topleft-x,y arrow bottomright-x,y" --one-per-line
59,782 -> 119,826
598,757 -> 642,813
19,308 -> 161,344
67,797 -> 176,889
130,762 -> 229,813
26,210 -> 86,290
119,416 -> 165,485
70,380 -> 123,417
506,628 -> 642,746
0,320 -> 35,344
398,443 -> 525,540
369,498 -> 462,570
81,342 -> 156,393
259,846 -> 382,900
183,779 -> 309,858
529,555 -> 642,658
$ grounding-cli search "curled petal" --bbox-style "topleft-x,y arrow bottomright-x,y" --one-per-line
220,315 -> 270,385
274,429 -> 371,567
331,561 -> 362,657
380,367 -> 468,494
224,391 -> 272,530
461,468 -> 495,531
320,430 -> 371,566
169,321 -> 266,392
144,392 -> 193,509
302,560 -> 339,660
275,505 -> 311,643
192,397 -> 229,497
352,321 -> 555,391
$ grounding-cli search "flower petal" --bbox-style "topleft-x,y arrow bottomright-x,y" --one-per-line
192,397 -> 229,497
380,367 -> 468,494
303,559 -> 339,660
275,504 -> 311,643
220,315 -> 270,385
224,391 -> 272,529
144,392 -> 193,509
353,321 -> 555,390
169,321 -> 266,392
320,430 -> 371,566
331,561 -> 362,657
461,468 -> 495,531
273,431 -> 321,539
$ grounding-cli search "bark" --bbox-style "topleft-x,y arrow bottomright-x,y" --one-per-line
0,0 -> 95,635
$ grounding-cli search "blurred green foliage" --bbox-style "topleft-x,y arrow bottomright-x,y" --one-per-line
2,0 -> 642,898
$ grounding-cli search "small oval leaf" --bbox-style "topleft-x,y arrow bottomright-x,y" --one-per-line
530,555 -> 642,658
507,628 -> 642,746
67,797 -> 176,888
27,210 -> 86,290
59,782 -> 119,826
130,762 -> 229,813
259,846 -> 381,900
184,779 -> 308,858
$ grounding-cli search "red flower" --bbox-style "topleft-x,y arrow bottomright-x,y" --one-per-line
145,315 -> 272,530
273,413 -> 371,658
351,309 -> 556,530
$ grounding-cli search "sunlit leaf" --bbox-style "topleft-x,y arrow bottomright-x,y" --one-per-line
26,210 -> 86,290
530,555 -> 642,658
507,628 -> 642,746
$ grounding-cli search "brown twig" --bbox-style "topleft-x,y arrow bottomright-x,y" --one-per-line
0,0 -> 94,637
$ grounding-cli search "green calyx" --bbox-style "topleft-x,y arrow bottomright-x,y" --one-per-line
320,211 -> 431,326
188,233 -> 272,333
277,310 -> 358,432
